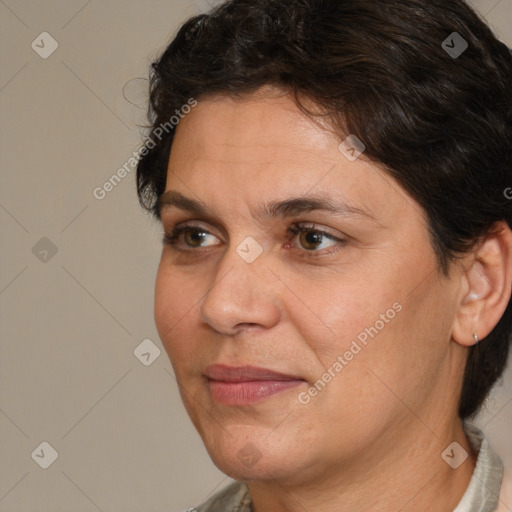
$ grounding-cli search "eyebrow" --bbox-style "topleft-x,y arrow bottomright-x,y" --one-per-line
157,190 -> 378,223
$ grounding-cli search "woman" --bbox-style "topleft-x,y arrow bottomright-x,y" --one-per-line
136,0 -> 512,510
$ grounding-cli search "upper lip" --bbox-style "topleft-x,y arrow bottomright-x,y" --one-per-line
204,364 -> 304,382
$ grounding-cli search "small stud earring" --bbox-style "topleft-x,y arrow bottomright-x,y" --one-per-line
473,333 -> 479,343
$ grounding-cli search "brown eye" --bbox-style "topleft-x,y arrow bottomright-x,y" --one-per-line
163,225 -> 220,250
298,230 -> 325,251
286,224 -> 345,258
183,229 -> 209,248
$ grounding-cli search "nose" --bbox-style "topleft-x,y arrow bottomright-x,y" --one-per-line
199,243 -> 281,335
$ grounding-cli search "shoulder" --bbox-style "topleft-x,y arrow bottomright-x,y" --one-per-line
454,423 -> 505,512
497,465 -> 512,512
178,481 -> 251,512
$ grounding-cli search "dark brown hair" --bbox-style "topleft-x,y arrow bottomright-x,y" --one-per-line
136,0 -> 512,419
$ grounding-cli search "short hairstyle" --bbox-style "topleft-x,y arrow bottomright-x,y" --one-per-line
136,0 -> 512,419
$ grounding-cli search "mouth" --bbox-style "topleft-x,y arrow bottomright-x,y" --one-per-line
204,364 -> 306,405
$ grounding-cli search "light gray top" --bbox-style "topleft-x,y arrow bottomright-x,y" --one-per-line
183,423 -> 504,512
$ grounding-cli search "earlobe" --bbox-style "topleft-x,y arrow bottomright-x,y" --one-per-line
451,221 -> 512,348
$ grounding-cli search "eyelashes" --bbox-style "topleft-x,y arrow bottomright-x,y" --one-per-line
162,222 -> 345,259
286,224 -> 342,253
163,224 -> 213,248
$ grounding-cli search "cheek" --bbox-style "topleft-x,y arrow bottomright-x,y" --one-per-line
289,271 -> 425,400
298,292 -> 368,366
288,272 -> 400,366
154,262 -> 202,363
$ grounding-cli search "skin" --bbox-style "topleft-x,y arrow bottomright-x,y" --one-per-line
154,87 -> 512,512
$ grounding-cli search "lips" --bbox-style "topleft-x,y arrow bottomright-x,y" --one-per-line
204,364 -> 305,405
205,364 -> 303,382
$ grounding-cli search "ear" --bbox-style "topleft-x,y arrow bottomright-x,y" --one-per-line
451,221 -> 512,347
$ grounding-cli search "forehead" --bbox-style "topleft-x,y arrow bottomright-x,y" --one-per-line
164,91 -> 423,228
171,92 -> 336,165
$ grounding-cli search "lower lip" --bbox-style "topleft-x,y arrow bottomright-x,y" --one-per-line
208,380 -> 303,405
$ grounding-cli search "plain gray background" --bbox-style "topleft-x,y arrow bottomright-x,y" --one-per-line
0,0 -> 511,510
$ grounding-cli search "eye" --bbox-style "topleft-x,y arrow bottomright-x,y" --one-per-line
162,224 -> 220,250
162,222 -> 345,257
286,223 -> 343,255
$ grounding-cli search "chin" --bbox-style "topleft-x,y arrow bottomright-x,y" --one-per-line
200,425 -> 312,484
209,450 -> 293,483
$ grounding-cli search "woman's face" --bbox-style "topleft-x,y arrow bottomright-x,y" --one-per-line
154,90 -> 464,484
